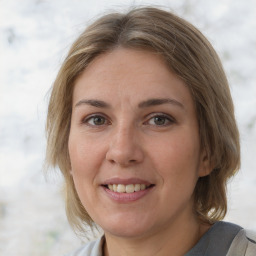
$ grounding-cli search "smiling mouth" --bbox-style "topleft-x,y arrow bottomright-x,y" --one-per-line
102,184 -> 155,193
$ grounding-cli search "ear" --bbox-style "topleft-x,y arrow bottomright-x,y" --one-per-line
198,150 -> 213,177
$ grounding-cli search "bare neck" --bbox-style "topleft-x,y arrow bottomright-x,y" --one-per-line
103,216 -> 211,256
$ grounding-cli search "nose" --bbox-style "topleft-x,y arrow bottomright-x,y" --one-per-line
106,125 -> 144,167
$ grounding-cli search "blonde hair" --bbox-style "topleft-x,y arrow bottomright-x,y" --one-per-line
46,7 -> 240,233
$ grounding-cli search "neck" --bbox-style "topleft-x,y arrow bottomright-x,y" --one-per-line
103,215 -> 210,256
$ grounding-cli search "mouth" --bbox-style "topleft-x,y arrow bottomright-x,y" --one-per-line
102,183 -> 155,193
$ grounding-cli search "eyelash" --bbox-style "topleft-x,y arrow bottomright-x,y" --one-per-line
144,113 -> 175,126
81,113 -> 175,127
82,114 -> 110,127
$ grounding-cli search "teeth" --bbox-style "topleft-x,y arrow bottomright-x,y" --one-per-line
107,184 -> 149,193
134,184 -> 141,192
126,184 -> 134,193
140,184 -> 146,190
117,184 -> 126,193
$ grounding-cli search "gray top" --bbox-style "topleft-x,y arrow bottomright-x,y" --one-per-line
66,221 -> 256,256
185,221 -> 242,255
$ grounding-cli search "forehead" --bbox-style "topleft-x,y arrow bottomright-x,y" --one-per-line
72,48 -> 193,110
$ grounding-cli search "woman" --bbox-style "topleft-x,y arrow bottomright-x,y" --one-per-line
46,7 -> 256,256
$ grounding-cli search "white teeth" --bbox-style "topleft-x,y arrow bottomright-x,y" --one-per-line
126,184 -> 135,193
107,184 -> 149,193
134,184 -> 141,192
140,184 -> 146,190
117,184 -> 126,193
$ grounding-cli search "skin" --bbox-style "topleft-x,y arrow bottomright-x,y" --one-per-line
68,48 -> 211,256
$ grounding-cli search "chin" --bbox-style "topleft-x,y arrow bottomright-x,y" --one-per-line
100,217 -> 152,239
105,226 -> 150,239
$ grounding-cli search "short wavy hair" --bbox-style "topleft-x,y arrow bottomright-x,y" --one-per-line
46,7 -> 240,233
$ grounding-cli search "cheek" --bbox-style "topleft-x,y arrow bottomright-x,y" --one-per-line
68,135 -> 96,206
150,132 -> 201,181
69,138 -> 85,168
68,131 -> 108,183
68,132 -> 93,175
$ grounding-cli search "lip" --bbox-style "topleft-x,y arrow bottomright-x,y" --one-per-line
102,177 -> 152,186
102,185 -> 154,203
101,177 -> 155,203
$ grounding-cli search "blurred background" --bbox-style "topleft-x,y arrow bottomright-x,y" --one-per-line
0,0 -> 255,255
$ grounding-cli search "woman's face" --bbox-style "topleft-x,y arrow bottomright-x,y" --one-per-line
69,48 -> 210,239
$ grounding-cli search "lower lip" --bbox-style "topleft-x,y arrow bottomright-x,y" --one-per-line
102,186 -> 154,203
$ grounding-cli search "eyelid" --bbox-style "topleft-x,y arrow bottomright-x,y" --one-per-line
81,113 -> 111,126
144,113 -> 176,125
80,112 -> 175,126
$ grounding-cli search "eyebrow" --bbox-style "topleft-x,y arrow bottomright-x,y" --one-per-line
75,99 -> 111,108
74,98 -> 184,109
138,98 -> 184,109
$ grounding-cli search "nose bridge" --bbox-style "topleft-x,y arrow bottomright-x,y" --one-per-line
106,119 -> 143,165
116,118 -> 134,142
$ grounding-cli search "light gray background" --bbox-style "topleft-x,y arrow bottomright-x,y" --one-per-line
0,0 -> 255,255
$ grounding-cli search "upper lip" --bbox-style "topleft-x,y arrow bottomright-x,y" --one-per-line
102,177 -> 153,186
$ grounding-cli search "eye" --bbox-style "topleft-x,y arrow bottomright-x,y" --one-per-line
83,115 -> 109,126
146,114 -> 174,126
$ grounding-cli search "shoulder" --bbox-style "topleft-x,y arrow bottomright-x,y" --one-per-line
185,221 -> 243,255
65,236 -> 104,256
186,221 -> 254,256
227,228 -> 256,256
